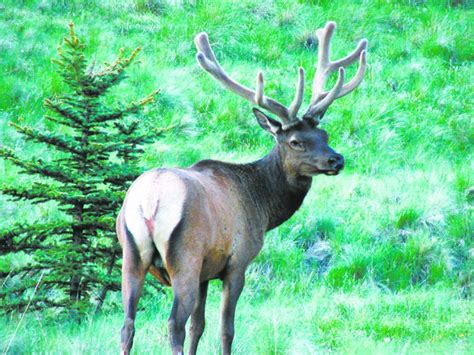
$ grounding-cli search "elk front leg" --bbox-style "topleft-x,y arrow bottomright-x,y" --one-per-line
221,272 -> 245,355
188,281 -> 209,355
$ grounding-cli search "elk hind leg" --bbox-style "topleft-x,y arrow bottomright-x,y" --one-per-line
188,281 -> 209,355
120,224 -> 153,355
168,272 -> 201,355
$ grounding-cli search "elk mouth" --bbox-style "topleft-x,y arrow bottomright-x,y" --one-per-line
301,164 -> 341,176
317,168 -> 341,176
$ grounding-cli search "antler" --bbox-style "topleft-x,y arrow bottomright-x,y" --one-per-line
195,21 -> 367,129
195,32 -> 304,129
303,21 -> 367,121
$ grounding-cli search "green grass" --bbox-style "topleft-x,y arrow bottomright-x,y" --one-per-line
1,286 -> 472,354
1,0 -> 473,353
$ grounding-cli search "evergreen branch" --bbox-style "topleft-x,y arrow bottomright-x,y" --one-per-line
100,48 -> 125,74
0,298 -> 67,312
0,264 -> 47,279
104,174 -> 138,185
1,183 -> 74,205
136,89 -> 160,107
44,98 -> 85,127
115,119 -> 139,134
127,122 -> 176,139
51,23 -> 88,94
82,47 -> 144,97
0,146 -> 76,184
91,87 -> 158,123
9,122 -> 81,155
112,88 -> 160,121
1,184 -> 55,204
68,21 -> 79,46
0,182 -> 121,207
97,47 -> 142,77
44,115 -> 82,129
112,124 -> 176,161
0,279 -> 71,298
123,47 -> 141,67
0,218 -> 114,254
80,273 -> 120,288
0,222 -> 72,253
87,141 -> 124,155
92,109 -> 124,123
101,165 -> 141,185
0,222 -> 71,240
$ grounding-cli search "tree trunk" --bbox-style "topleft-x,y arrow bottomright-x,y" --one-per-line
95,249 -> 118,313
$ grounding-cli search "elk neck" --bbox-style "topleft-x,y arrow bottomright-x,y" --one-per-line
192,145 -> 312,231
232,145 -> 312,231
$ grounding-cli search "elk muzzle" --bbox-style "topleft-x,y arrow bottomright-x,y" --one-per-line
327,153 -> 344,172
304,151 -> 344,176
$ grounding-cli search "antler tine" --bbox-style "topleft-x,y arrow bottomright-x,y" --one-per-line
334,49 -> 367,98
331,38 -> 368,70
305,22 -> 368,120
304,67 -> 345,120
288,68 -> 305,120
195,32 -> 218,65
255,71 -> 264,105
195,32 -> 297,125
195,32 -> 255,104
310,21 -> 337,103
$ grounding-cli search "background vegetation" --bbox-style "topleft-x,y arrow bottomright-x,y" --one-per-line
0,23 -> 165,315
0,0 -> 472,353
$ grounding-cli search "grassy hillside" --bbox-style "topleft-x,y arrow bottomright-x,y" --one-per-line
1,0 -> 473,353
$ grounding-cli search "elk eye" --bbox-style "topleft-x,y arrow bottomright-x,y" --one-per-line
289,139 -> 304,150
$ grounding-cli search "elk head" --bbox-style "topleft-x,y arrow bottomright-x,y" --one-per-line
195,21 -> 367,178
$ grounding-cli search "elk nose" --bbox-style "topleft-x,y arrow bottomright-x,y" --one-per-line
328,154 -> 344,170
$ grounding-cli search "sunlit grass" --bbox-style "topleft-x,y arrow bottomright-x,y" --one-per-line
1,286 -> 472,354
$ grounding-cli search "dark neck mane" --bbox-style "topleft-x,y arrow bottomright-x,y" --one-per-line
244,147 -> 312,229
192,146 -> 312,231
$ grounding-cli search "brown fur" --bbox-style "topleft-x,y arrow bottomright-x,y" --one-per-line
117,114 -> 347,355
118,20 -> 368,354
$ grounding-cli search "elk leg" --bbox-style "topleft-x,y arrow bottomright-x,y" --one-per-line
120,253 -> 150,354
119,223 -> 153,355
168,275 -> 200,355
188,281 -> 209,355
221,272 -> 245,355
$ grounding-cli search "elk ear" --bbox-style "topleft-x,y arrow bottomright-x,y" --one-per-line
253,108 -> 281,135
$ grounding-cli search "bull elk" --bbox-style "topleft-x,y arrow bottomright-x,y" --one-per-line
117,21 -> 368,354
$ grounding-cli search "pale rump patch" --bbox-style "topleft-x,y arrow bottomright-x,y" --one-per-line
123,170 -> 186,265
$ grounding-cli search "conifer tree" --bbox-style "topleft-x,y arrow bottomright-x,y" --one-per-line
0,23 -> 165,314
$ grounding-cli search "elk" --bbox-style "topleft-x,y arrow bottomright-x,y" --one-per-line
117,21 -> 367,355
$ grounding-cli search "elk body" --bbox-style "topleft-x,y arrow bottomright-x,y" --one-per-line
117,22 -> 368,355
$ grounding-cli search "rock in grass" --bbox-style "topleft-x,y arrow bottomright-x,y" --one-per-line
305,239 -> 332,273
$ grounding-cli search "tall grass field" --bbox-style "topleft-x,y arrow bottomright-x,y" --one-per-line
0,0 -> 473,353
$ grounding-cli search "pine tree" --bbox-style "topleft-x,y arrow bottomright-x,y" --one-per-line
0,23 -> 166,314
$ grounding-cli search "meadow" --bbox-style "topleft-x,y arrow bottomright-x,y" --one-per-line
0,0 -> 473,353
